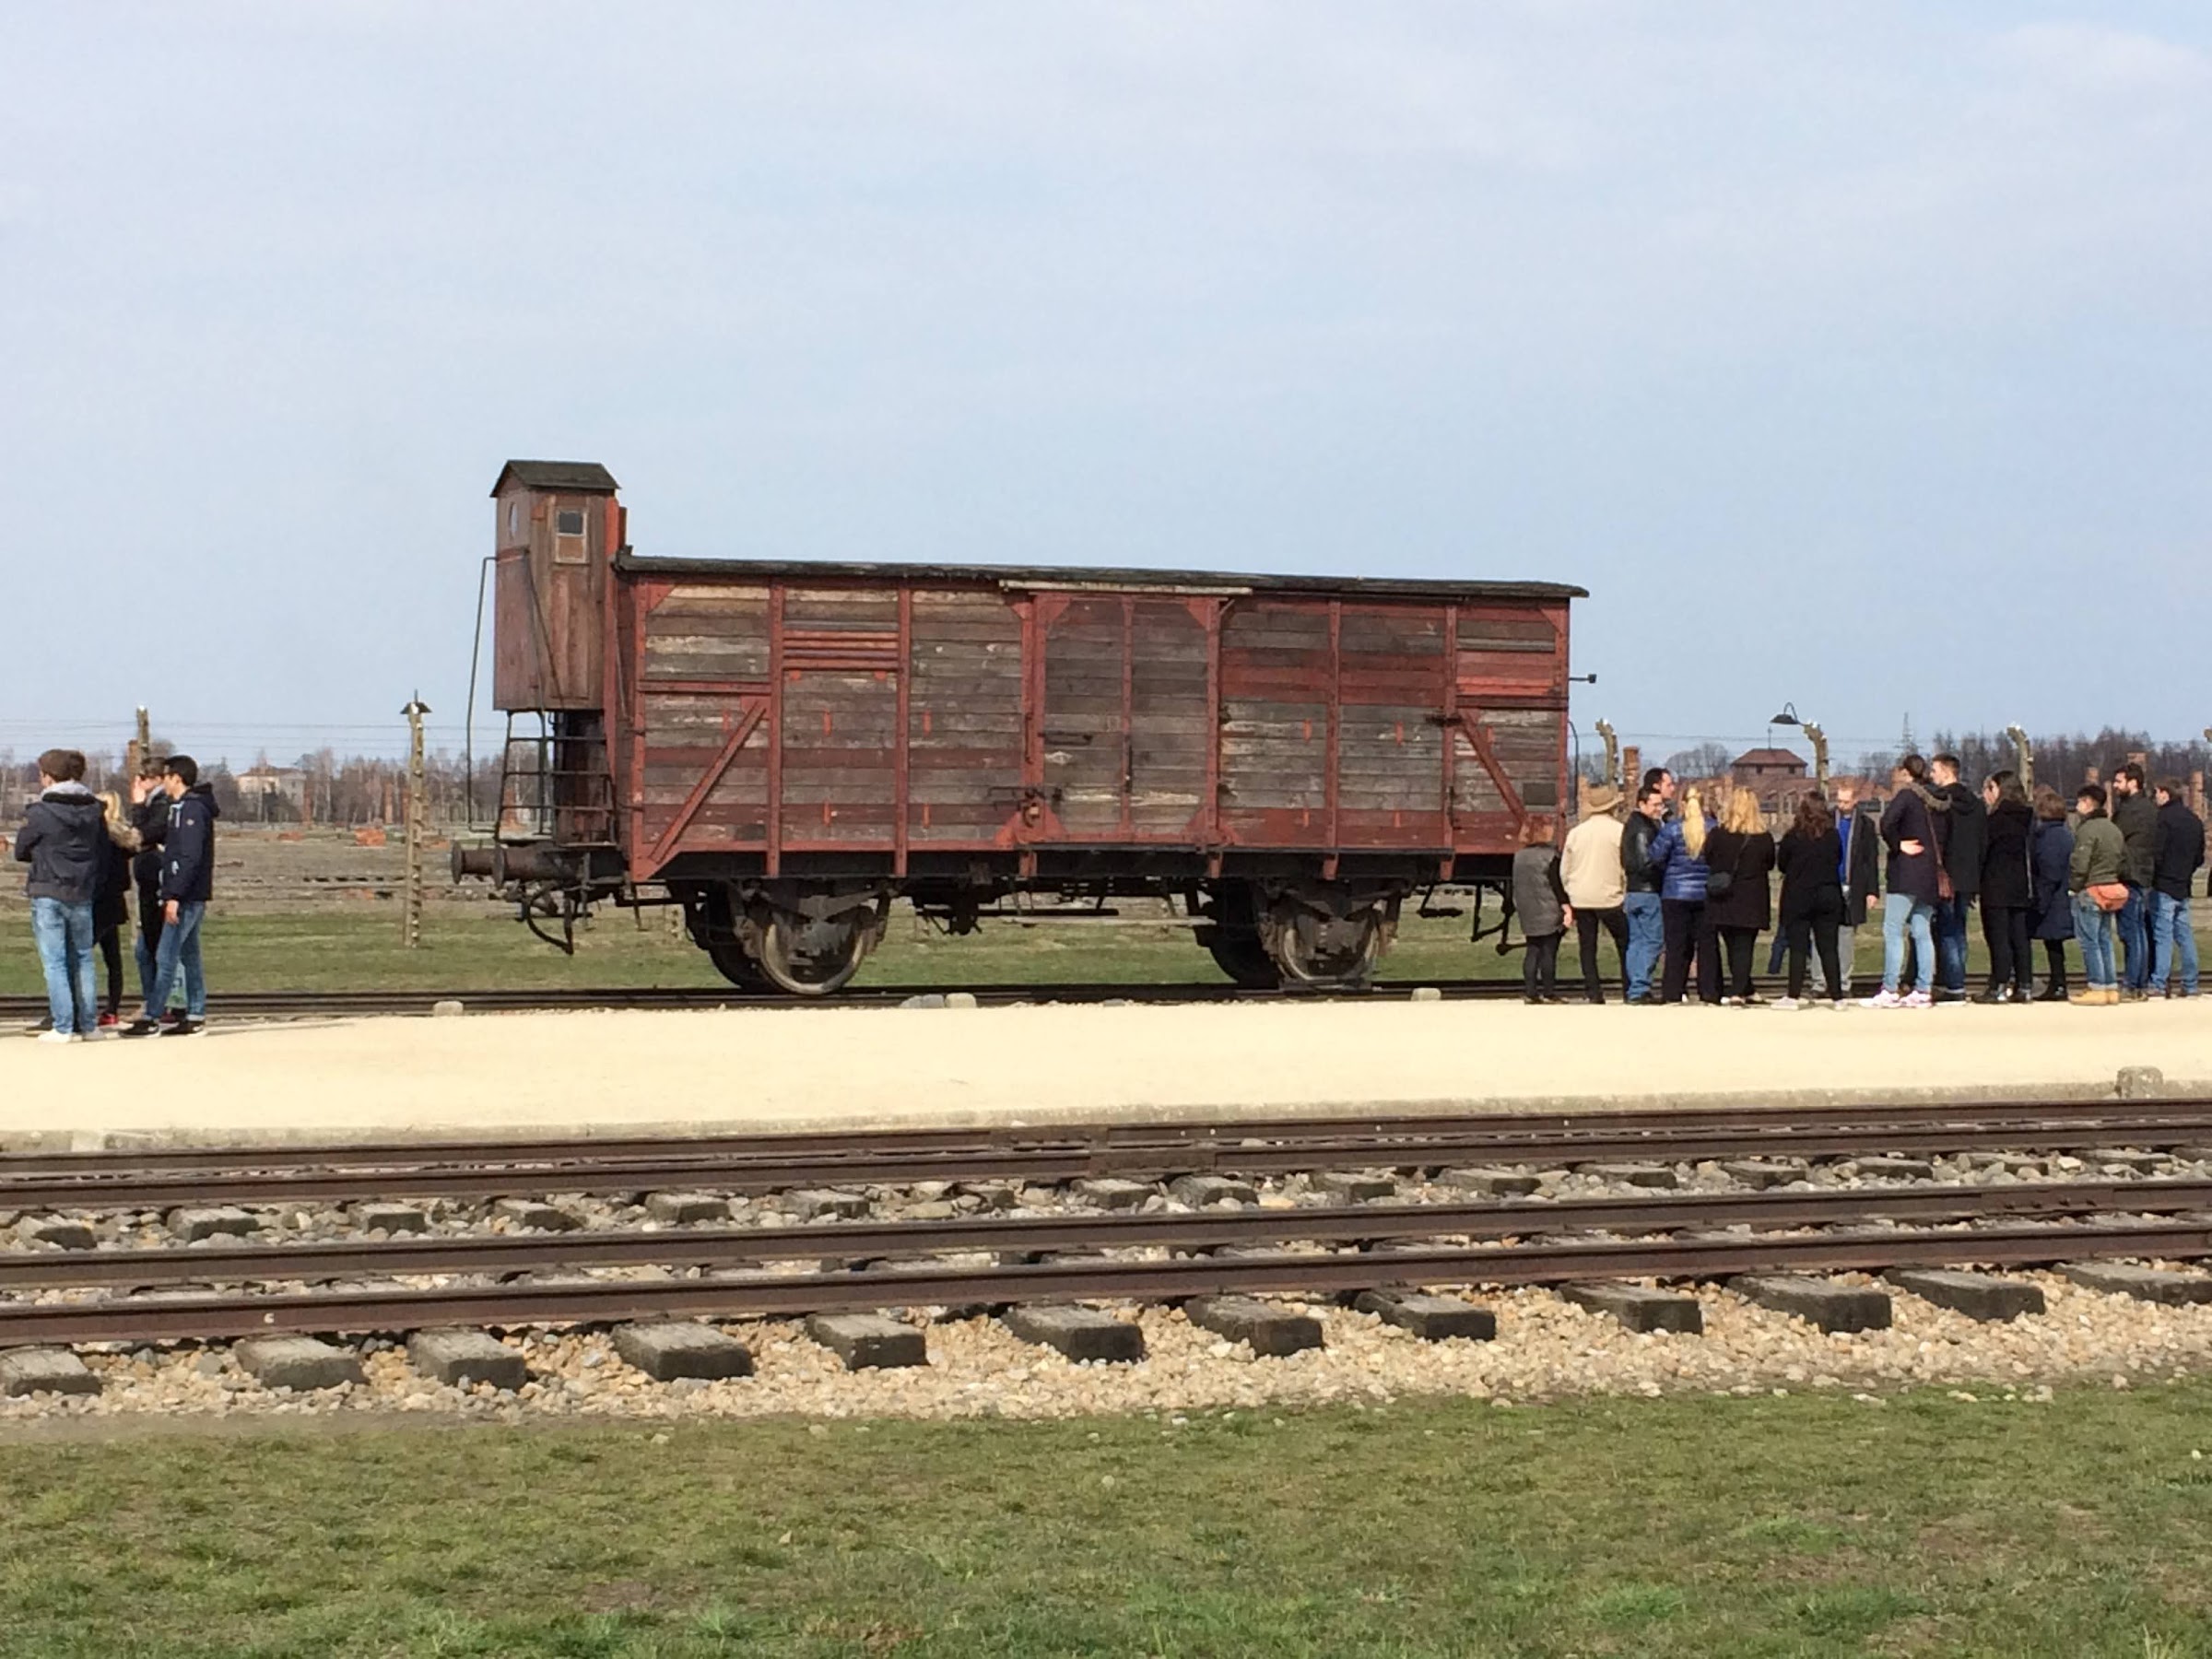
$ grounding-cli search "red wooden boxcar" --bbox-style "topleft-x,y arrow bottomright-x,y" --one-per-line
463,461 -> 1585,992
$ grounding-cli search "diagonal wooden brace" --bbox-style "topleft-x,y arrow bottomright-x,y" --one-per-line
641,699 -> 766,874
1457,711 -> 1527,828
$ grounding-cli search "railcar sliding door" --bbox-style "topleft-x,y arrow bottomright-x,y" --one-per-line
1033,593 -> 1210,842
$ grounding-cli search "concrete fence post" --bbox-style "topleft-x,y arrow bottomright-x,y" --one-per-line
402,695 -> 430,948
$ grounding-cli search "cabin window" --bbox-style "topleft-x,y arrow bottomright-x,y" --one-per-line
552,505 -> 588,565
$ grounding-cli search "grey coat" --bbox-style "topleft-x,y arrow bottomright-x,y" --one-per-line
1512,844 -> 1569,938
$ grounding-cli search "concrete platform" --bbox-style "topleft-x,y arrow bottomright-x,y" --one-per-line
2,998 -> 2208,1150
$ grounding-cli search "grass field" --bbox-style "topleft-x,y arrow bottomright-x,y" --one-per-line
0,888 -> 2186,998
0,903 -> 1551,996
3,1383 -> 2209,1656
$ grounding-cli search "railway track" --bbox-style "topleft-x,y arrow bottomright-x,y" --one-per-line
4,1216 -> 2209,1348
0,980 -> 1531,1022
0,974 -> 1852,1022
6,1101 -> 2212,1356
6,1099 -> 2211,1209
9,1176 -> 2212,1296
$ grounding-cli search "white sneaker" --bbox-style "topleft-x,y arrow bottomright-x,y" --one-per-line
1902,990 -> 1934,1008
1771,997 -> 1801,1011
1860,989 -> 1903,1009
34,1029 -> 74,1045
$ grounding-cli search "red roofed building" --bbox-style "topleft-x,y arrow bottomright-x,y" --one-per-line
1731,747 -> 1809,794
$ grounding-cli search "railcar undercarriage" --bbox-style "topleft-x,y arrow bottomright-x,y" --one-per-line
461,843 -> 1510,996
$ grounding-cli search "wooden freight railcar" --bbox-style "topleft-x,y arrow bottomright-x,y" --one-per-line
461,460 -> 1585,993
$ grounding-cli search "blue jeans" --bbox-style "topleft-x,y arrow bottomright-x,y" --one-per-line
1623,893 -> 1663,1001
143,900 -> 206,1021
1932,895 -> 1971,994
1881,895 -> 1936,994
2117,886 -> 2150,991
2072,894 -> 2117,988
29,898 -> 97,1036
2151,890 -> 2198,994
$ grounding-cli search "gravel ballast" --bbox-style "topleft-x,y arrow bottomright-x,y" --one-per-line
7,1270 -> 2212,1425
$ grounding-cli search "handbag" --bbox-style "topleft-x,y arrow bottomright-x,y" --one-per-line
2088,882 -> 2130,913
1705,869 -> 1735,900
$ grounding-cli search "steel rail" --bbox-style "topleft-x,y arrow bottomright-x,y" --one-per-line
6,1177 -> 2212,1295
10,1097 -> 2212,1179
9,1114 -> 2212,1209
6,1218 -> 2210,1346
0,976 -> 1547,1024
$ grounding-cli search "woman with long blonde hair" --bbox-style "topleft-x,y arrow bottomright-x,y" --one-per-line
91,792 -> 139,1028
1644,783 -> 1717,1003
1700,786 -> 1777,1005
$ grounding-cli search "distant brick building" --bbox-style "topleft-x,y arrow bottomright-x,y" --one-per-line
1730,747 -> 1808,793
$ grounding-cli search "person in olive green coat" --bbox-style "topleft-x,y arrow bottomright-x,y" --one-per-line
2068,784 -> 2126,1003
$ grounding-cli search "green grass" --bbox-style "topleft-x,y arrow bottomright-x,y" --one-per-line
0,906 -> 1531,995
0,898 -> 2188,997
4,1383 -> 2212,1655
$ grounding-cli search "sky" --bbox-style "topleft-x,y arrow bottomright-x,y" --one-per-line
4,2 -> 2208,768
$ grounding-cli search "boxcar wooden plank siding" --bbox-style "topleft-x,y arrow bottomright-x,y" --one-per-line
614,568 -> 1572,875
908,591 -> 1024,845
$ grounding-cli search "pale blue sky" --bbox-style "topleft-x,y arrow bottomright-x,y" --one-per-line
4,3 -> 2207,765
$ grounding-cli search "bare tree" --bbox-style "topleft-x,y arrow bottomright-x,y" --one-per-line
1661,742 -> 1734,780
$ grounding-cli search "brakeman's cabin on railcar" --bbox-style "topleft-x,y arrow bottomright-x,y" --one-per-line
457,460 -> 1586,993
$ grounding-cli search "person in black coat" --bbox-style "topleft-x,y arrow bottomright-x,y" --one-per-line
1976,771 -> 2033,1003
1699,788 -> 1777,1006
1775,792 -> 1845,1007
1929,754 -> 1983,1001
2027,785 -> 2076,1000
128,762 -> 171,1009
2151,778 -> 2206,997
2110,762 -> 2158,998
90,793 -> 138,1026
1873,756 -> 1946,1006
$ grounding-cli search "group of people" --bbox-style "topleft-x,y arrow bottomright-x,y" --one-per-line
15,747 -> 220,1042
1509,755 -> 2205,1008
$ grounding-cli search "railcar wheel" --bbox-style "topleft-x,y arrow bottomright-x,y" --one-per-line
1267,916 -> 1381,987
754,911 -> 876,996
1260,888 -> 1386,989
1204,929 -> 1281,989
704,938 -> 775,992
1197,881 -> 1281,988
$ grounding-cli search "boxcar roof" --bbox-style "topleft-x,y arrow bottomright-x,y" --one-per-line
490,460 -> 621,495
615,551 -> 1583,604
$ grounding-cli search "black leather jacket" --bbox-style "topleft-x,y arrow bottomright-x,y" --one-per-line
1621,812 -> 1662,895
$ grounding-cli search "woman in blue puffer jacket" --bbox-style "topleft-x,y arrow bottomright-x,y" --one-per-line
1645,786 -> 1716,1004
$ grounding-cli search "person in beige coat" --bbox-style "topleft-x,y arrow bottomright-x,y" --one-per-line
1561,787 -> 1630,1004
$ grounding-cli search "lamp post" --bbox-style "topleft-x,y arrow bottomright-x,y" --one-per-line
1768,702 -> 1830,792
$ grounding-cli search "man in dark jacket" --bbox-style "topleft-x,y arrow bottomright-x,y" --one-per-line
1620,782 -> 1665,1003
2110,762 -> 2158,1000
1831,778 -> 1882,999
1867,756 -> 1944,1007
2151,778 -> 2205,998
122,756 -> 220,1037
128,759 -> 171,1012
1928,755 -> 1984,1002
12,747 -> 104,1041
